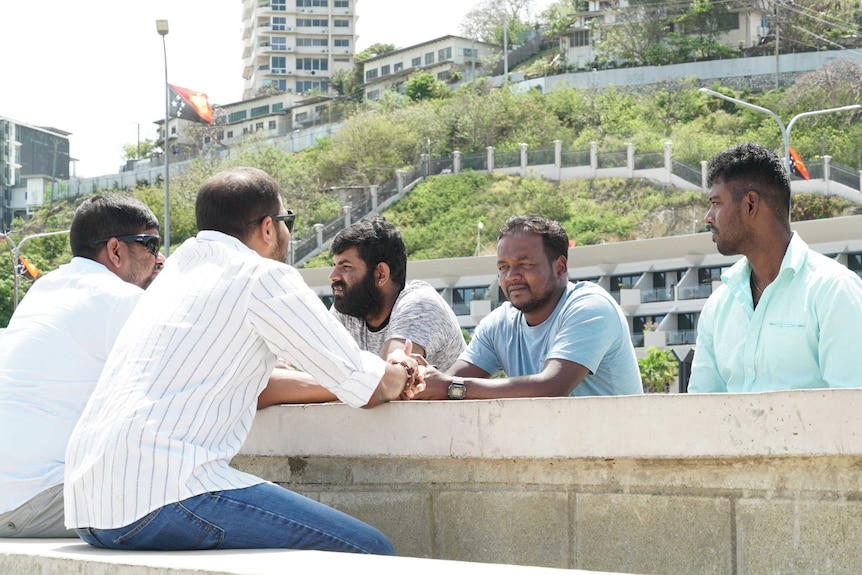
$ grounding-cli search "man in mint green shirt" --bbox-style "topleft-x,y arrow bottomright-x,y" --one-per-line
689,142 -> 862,393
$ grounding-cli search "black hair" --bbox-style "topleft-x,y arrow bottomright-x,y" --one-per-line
71,194 -> 158,259
196,167 -> 284,240
497,215 -> 569,263
706,142 -> 791,225
331,217 -> 407,290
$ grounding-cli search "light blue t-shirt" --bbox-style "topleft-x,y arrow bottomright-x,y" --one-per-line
689,232 -> 862,393
461,281 -> 643,397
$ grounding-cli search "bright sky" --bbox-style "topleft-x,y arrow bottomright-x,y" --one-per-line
3,0 -> 555,177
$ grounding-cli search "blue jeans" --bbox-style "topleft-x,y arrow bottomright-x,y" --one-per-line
75,483 -> 395,555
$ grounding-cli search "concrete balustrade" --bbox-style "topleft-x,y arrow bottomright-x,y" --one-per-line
231,389 -> 862,574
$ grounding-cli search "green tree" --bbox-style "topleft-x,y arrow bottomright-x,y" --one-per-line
123,138 -> 160,161
638,347 -> 679,393
405,73 -> 449,102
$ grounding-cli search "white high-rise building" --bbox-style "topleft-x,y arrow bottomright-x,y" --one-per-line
241,0 -> 358,100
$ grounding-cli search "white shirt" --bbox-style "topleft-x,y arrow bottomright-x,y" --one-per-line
0,258 -> 142,513
64,231 -> 385,529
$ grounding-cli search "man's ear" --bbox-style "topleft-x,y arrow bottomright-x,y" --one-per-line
745,191 -> 760,215
98,238 -> 124,272
555,255 -> 568,279
375,262 -> 391,286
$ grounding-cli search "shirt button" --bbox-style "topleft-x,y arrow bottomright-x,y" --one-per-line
750,331 -> 755,337
6,522 -> 15,530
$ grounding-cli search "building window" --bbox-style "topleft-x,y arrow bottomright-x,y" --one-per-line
226,130 -> 234,138
273,103 -> 284,113
227,110 -> 247,123
569,30 -> 590,47
250,105 -> 270,118
365,68 -> 378,80
611,274 -> 641,291
334,38 -> 349,47
437,70 -> 451,81
297,18 -> 329,27
333,19 -> 349,27
263,79 -> 288,91
334,57 -> 349,62
216,130 -> 224,140
272,37 -> 287,51
463,47 -> 478,58
334,0 -> 348,6
255,122 -> 265,131
297,0 -> 329,5
204,136 -> 211,144
295,80 -> 329,93
437,46 -> 452,61
272,17 -> 286,31
269,120 -> 277,129
297,37 -> 328,46
297,58 -> 328,70
411,56 -> 421,67
425,52 -> 434,65
271,56 -> 287,73
381,64 -> 390,76
367,89 -> 380,101
295,112 -> 309,123
698,266 -> 730,284
394,62 -> 403,72
452,287 -> 489,316
272,0 -> 286,11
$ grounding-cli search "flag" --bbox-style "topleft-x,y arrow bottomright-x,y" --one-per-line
788,146 -> 810,180
168,84 -> 213,124
16,256 -> 40,279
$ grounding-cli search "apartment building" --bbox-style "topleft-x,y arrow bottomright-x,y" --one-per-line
299,215 -> 862,364
561,0 -> 768,70
0,116 -> 71,228
361,35 -> 500,101
241,0 -> 358,100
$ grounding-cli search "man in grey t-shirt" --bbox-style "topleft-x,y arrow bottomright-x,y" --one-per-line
258,217 -> 463,407
329,218 -> 464,370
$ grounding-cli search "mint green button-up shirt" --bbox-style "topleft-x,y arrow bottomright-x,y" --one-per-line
689,232 -> 862,393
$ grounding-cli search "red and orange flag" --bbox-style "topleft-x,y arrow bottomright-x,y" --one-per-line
788,146 -> 810,180
168,84 -> 213,124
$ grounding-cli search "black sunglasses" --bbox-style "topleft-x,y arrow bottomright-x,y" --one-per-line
246,210 -> 296,233
93,234 -> 161,256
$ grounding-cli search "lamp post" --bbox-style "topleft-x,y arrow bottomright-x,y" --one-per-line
156,19 -> 171,256
1,230 -> 70,309
698,88 -> 861,175
475,221 -> 484,257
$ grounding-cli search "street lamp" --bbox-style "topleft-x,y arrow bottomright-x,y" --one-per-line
698,88 -> 861,175
475,221 -> 484,257
1,230 -> 70,309
156,19 -> 171,256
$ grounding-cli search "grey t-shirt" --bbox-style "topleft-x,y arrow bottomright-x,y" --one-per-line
331,280 -> 465,371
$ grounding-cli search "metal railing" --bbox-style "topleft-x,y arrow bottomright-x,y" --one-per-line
560,149 -> 591,168
640,287 -> 675,303
494,150 -> 520,169
677,284 -> 714,300
460,152 -> 487,171
597,149 -> 628,169
671,159 -> 702,186
666,329 -> 697,345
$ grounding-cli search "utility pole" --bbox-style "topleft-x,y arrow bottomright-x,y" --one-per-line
774,0 -> 781,90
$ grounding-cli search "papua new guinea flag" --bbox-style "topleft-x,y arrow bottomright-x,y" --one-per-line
788,146 -> 810,180
168,84 -> 213,124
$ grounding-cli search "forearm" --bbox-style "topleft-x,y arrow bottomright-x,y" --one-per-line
365,361 -> 412,408
257,368 -> 339,409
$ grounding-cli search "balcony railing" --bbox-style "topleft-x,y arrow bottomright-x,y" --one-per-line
677,284 -> 713,300
640,287 -> 675,303
666,329 -> 697,345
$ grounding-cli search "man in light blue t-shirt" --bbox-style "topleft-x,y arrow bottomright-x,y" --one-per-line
415,215 -> 643,400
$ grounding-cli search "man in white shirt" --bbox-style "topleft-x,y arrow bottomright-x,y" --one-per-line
0,194 -> 162,538
64,167 -> 423,555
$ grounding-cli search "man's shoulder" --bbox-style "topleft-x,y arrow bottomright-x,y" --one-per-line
394,281 -> 449,310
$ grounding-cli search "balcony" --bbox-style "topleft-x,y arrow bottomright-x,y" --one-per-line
677,284 -> 713,301
665,329 -> 697,345
640,287 -> 675,303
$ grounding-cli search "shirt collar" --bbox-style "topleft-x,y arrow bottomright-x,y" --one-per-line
722,231 -> 808,289
196,230 -> 258,256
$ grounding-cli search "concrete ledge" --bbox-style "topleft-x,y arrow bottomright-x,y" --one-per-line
234,390 -> 862,573
241,389 -> 862,459
0,539 -> 613,574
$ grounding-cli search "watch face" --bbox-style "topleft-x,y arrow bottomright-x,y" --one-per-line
448,381 -> 466,399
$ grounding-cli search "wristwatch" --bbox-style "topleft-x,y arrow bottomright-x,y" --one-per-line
447,377 -> 467,400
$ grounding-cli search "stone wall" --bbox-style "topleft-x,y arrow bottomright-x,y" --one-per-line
234,390 -> 862,574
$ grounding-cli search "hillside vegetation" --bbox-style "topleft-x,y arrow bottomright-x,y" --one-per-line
4,63 -> 862,325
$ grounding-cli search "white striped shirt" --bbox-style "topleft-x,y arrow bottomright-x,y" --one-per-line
64,231 -> 384,529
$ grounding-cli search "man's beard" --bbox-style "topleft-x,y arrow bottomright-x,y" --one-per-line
509,286 -> 556,315
332,269 -> 384,319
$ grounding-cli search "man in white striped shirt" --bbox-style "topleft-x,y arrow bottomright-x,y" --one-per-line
64,167 -> 422,554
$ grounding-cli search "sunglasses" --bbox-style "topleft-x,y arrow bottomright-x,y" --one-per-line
93,234 -> 161,256
246,210 -> 296,233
